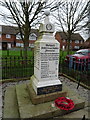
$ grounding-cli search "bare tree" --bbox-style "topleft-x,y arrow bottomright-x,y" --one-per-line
0,0 -> 60,57
88,0 -> 90,37
52,0 -> 90,52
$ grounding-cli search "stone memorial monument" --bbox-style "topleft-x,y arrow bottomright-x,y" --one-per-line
31,10 -> 62,95
3,10 -> 85,117
3,11 -> 85,116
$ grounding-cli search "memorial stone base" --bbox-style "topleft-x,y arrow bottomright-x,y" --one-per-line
28,79 -> 66,105
3,82 -> 85,119
31,75 -> 62,95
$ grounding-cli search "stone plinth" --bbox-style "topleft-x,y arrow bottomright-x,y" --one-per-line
32,32 -> 62,95
3,83 -> 85,119
27,82 -> 67,104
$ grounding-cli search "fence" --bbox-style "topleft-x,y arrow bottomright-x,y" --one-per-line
1,56 -> 34,79
1,53 -> 90,87
59,56 -> 90,87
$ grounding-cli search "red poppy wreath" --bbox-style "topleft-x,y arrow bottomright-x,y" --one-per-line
54,97 -> 74,110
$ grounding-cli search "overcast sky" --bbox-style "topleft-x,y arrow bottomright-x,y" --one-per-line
0,0 -> 89,40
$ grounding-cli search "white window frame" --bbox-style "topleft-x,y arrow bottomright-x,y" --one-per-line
6,34 -> 11,38
16,33 -> 22,40
70,40 -> 72,43
29,33 -> 37,40
0,26 -> 2,32
0,34 -> 1,38
8,43 -> 11,49
29,43 -> 34,48
16,43 -> 24,47
75,40 -> 79,43
74,46 -> 79,49
62,45 -> 65,50
16,43 -> 21,47
20,43 -> 24,47
63,39 -> 66,42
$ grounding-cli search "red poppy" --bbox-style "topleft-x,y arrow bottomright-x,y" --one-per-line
55,97 -> 74,110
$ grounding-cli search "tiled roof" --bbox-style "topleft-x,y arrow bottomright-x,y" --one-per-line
1,25 -> 40,37
86,37 -> 90,42
1,25 -> 18,35
56,32 -> 84,41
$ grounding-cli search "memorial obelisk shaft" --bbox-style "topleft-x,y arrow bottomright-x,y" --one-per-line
31,10 -> 62,95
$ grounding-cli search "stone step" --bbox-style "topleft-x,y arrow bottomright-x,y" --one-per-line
3,86 -> 20,118
27,83 -> 67,105
56,107 -> 89,119
16,83 -> 85,119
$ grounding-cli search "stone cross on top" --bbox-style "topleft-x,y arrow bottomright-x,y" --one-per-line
39,10 -> 54,33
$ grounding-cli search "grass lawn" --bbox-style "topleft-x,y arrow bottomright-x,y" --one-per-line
0,50 -> 34,57
0,49 -> 75,57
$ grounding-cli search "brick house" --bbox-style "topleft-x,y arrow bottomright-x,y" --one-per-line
55,32 -> 84,50
0,25 -> 39,50
16,29 -> 39,48
0,25 -> 85,50
81,37 -> 90,49
0,25 -> 17,50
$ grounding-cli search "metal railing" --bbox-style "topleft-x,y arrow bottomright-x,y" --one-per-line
1,56 -> 34,79
1,54 -> 90,87
59,57 -> 90,87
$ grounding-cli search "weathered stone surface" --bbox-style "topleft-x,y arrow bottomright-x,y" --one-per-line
2,76 -> 89,119
3,86 -> 19,118
27,83 -> 67,104
16,83 -> 85,118
57,107 -> 89,119
32,12 -> 62,95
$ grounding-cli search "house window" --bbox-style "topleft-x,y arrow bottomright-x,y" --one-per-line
8,43 -> 11,49
75,40 -> 79,43
16,33 -> 22,40
63,39 -> 66,42
16,43 -> 24,47
74,46 -> 79,49
70,40 -> 72,43
29,43 -> 34,48
20,43 -> 24,47
62,45 -> 65,50
29,33 -> 37,40
81,41 -> 83,44
0,34 -> 1,38
6,34 -> 11,38
16,43 -> 20,47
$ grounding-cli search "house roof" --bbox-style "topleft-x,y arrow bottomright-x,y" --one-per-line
1,25 -> 40,37
86,37 -> 90,42
30,29 -> 40,38
80,37 -> 90,49
56,32 -> 84,41
1,25 -> 18,35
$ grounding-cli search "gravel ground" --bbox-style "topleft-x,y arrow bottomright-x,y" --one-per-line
0,76 -> 90,119
59,76 -> 89,103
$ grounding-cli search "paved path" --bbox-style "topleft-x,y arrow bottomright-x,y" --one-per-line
1,76 -> 90,119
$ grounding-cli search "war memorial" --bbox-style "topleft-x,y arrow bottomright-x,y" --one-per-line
3,11 -> 85,119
